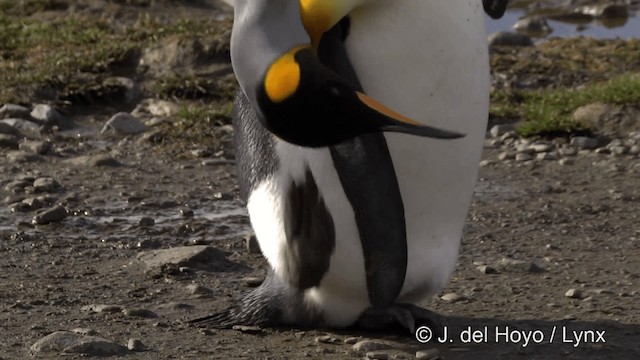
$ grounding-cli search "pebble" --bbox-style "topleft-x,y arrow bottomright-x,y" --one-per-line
477,265 -> 498,274
489,124 -> 514,138
127,338 -> 148,352
242,276 -> 264,287
352,340 -> 392,352
0,103 -> 30,119
515,153 -> 533,162
565,289 -> 583,299
31,104 -> 68,127
33,177 -> 60,193
232,325 -> 262,334
71,328 -> 97,336
32,205 -> 68,224
22,197 -> 46,211
0,121 -> 22,136
186,284 -> 213,295
440,292 -> 466,303
315,335 -> 341,344
498,152 -> 515,161
0,134 -> 18,149
138,216 -> 155,227
81,304 -> 123,313
19,140 -> 51,154
366,351 -> 390,360
416,349 -> 442,360
344,337 -> 361,345
1,118 -> 40,136
513,16 -> 552,37
30,331 -> 128,356
570,136 -> 599,150
101,112 -> 149,135
123,308 -> 158,318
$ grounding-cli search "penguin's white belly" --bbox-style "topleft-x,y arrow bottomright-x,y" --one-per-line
345,1 -> 490,301
247,140 -> 370,327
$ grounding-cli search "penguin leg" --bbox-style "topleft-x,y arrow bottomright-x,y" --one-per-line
355,303 -> 445,335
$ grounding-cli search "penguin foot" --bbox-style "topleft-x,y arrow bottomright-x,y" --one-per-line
355,303 -> 445,335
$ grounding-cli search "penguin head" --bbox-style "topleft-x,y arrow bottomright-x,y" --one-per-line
232,0 -> 464,147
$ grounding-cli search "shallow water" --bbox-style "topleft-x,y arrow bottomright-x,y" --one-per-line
487,1 -> 640,38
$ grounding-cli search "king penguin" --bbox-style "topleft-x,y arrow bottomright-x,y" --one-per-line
194,0 -> 508,332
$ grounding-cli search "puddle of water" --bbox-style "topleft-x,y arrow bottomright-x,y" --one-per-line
487,2 -> 640,38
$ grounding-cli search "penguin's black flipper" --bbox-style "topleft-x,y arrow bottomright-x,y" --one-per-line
189,271 -> 320,329
483,0 -> 508,19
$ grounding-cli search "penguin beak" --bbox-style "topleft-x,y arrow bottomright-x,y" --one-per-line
299,0 -> 366,46
257,46 -> 464,147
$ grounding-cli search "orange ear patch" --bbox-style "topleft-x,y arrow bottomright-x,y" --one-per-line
264,47 -> 307,103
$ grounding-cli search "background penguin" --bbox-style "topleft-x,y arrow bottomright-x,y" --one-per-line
193,0 -> 508,332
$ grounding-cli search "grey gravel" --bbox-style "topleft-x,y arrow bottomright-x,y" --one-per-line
65,154 -> 122,167
1,118 -> 40,136
570,136 -> 599,150
315,335 -> 341,344
440,292 -> 467,303
344,337 -> 361,345
7,151 -> 44,163
123,308 -> 158,318
497,257 -> 546,273
477,265 -> 498,274
33,177 -> 60,193
32,204 -> 68,224
81,304 -> 123,313
489,124 -> 514,138
71,328 -> 98,336
186,283 -> 213,295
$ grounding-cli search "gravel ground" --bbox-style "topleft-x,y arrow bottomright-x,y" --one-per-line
0,1 -> 639,359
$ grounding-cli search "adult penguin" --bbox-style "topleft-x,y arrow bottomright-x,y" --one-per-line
193,0 -> 508,332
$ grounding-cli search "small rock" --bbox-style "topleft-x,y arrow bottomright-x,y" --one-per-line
127,338 -> 147,352
515,153 -> 533,162
123,308 -> 158,318
138,245 -> 237,272
573,103 -> 608,126
440,293 -> 466,303
31,104 -> 68,127
232,325 -> 262,334
22,197 -> 46,211
570,136 -> 599,150
497,258 -> 546,273
0,103 -> 30,119
101,112 -> 149,135
344,337 -> 361,345
81,304 -> 123,313
611,146 -> 628,156
477,265 -> 498,274
1,118 -> 39,136
71,328 -> 98,336
565,289 -> 583,299
531,143 -> 554,153
353,340 -> 392,352
19,140 -> 51,154
0,134 -> 18,148
513,16 -> 552,37
488,31 -> 534,47
537,152 -> 558,161
245,233 -> 261,254
180,208 -> 194,218
559,158 -> 574,166
242,277 -> 264,287
33,205 -> 68,225
138,217 -> 155,227
186,284 -> 213,295
366,351 -> 390,360
0,121 -> 22,136
489,124 -> 514,138
33,177 -> 60,193
498,152 -> 515,161
30,331 -> 128,356
316,335 -> 341,344
416,349 -> 442,360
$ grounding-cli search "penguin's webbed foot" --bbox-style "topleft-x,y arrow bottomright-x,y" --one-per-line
355,303 -> 445,335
